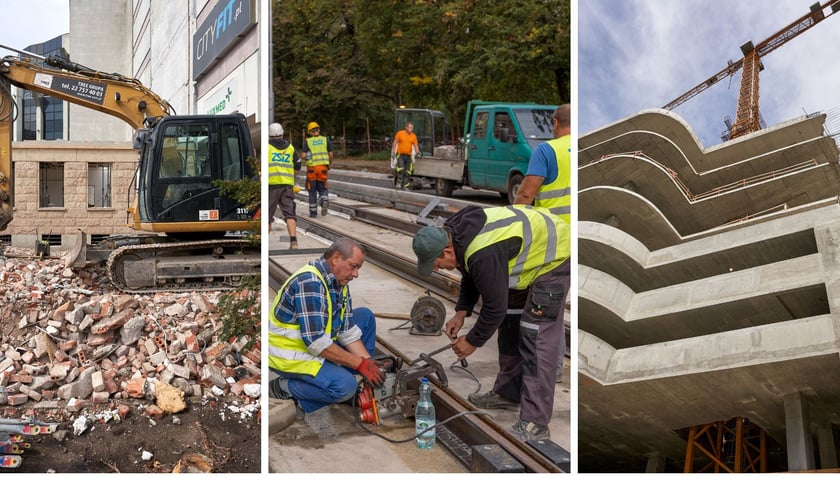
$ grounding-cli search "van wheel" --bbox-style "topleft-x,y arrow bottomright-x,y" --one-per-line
507,173 -> 524,204
435,178 -> 455,197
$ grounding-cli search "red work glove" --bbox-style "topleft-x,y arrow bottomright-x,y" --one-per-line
355,357 -> 384,387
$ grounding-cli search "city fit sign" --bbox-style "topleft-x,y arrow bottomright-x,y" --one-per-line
193,0 -> 256,79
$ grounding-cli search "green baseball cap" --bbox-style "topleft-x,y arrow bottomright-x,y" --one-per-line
412,226 -> 448,275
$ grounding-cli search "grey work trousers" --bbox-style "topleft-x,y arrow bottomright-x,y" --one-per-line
492,259 -> 570,426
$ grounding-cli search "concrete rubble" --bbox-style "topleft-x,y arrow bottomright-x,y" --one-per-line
0,252 -> 261,428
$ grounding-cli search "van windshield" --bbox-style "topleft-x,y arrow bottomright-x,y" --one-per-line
515,108 -> 556,148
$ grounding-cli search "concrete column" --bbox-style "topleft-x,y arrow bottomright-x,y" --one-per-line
817,425 -> 838,469
784,391 -> 815,471
645,453 -> 666,473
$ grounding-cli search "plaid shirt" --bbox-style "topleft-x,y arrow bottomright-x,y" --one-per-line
273,256 -> 361,356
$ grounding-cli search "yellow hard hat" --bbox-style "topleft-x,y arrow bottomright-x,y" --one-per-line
307,122 -> 320,133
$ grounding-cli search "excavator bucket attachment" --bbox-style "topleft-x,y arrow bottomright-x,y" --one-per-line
63,231 -> 87,269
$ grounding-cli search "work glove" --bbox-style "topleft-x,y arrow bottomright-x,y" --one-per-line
416,151 -> 423,159
355,357 -> 384,387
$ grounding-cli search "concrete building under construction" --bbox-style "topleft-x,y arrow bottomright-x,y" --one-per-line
577,108 -> 840,472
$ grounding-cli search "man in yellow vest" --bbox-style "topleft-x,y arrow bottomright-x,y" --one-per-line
300,122 -> 333,218
268,238 -> 383,416
412,204 -> 570,442
514,104 -> 571,383
267,122 -> 301,250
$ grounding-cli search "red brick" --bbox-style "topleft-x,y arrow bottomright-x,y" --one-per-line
91,391 -> 110,404
144,405 -> 165,419
243,349 -> 261,365
10,374 -> 32,384
51,302 -> 72,322
185,333 -> 199,353
7,394 -> 28,406
126,377 -> 146,398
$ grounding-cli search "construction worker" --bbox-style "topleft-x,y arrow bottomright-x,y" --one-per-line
513,104 -> 571,382
392,121 -> 420,190
300,122 -> 333,218
268,238 -> 383,416
267,122 -> 302,250
412,204 -> 570,442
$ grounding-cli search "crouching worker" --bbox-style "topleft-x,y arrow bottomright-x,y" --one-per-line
268,238 -> 383,416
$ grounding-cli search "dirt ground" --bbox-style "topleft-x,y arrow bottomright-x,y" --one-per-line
12,397 -> 260,473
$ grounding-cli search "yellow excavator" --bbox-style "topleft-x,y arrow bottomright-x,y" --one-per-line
0,48 -> 260,292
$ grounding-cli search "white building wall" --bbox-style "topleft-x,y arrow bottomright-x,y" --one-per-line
67,0 -> 134,143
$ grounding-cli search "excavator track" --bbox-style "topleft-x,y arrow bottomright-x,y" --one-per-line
106,238 -> 260,293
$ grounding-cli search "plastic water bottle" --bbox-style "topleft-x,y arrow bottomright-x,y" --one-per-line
415,377 -> 436,449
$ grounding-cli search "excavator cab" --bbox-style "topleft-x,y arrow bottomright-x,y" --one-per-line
131,113 -> 257,236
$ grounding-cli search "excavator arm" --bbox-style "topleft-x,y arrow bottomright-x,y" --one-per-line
0,51 -> 259,293
0,54 -> 175,230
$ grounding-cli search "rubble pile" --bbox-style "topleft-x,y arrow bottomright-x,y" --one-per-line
0,254 -> 261,422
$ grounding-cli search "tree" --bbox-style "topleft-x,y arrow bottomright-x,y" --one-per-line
272,0 -> 570,147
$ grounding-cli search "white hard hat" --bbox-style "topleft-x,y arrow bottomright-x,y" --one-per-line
269,123 -> 284,137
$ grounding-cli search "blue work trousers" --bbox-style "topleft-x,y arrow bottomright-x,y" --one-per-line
282,307 -> 377,413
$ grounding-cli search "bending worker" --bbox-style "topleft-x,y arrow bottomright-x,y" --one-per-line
300,122 -> 333,218
412,204 -> 570,442
268,238 -> 383,416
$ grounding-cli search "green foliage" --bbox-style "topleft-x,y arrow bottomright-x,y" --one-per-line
216,275 -> 261,350
212,156 -> 261,235
272,0 -> 570,145
211,154 -> 261,349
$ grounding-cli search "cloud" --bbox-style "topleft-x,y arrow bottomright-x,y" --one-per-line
579,0 -> 840,146
0,1 -> 69,53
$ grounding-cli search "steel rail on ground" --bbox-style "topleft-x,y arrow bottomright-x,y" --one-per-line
268,219 -> 565,472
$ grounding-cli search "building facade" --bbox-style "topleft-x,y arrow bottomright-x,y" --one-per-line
578,109 -> 840,472
6,0 -> 261,249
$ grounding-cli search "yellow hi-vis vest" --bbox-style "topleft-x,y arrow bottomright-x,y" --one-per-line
535,135 -> 571,223
268,264 -> 348,376
305,136 -> 330,167
464,205 -> 569,290
268,143 -> 296,186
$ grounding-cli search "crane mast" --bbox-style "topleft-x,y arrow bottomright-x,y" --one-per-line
662,0 -> 840,140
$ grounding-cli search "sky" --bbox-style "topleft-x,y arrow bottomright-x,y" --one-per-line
578,0 -> 840,147
0,1 -> 69,54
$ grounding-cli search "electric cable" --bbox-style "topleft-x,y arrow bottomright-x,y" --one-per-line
448,359 -> 482,394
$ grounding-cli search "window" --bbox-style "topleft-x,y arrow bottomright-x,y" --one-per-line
41,234 -> 61,246
493,113 -> 512,142
22,93 -> 37,140
39,162 -> 64,208
473,112 -> 489,140
43,97 -> 63,140
88,163 -> 112,208
159,125 -> 210,179
221,123 -> 244,181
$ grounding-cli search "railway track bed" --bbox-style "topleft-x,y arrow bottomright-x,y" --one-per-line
267,189 -> 570,473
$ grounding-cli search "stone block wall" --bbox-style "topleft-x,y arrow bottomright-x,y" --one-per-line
9,142 -> 139,249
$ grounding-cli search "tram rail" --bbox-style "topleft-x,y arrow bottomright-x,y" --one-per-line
269,212 -> 568,472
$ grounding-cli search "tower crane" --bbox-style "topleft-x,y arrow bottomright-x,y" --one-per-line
662,1 -> 840,140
